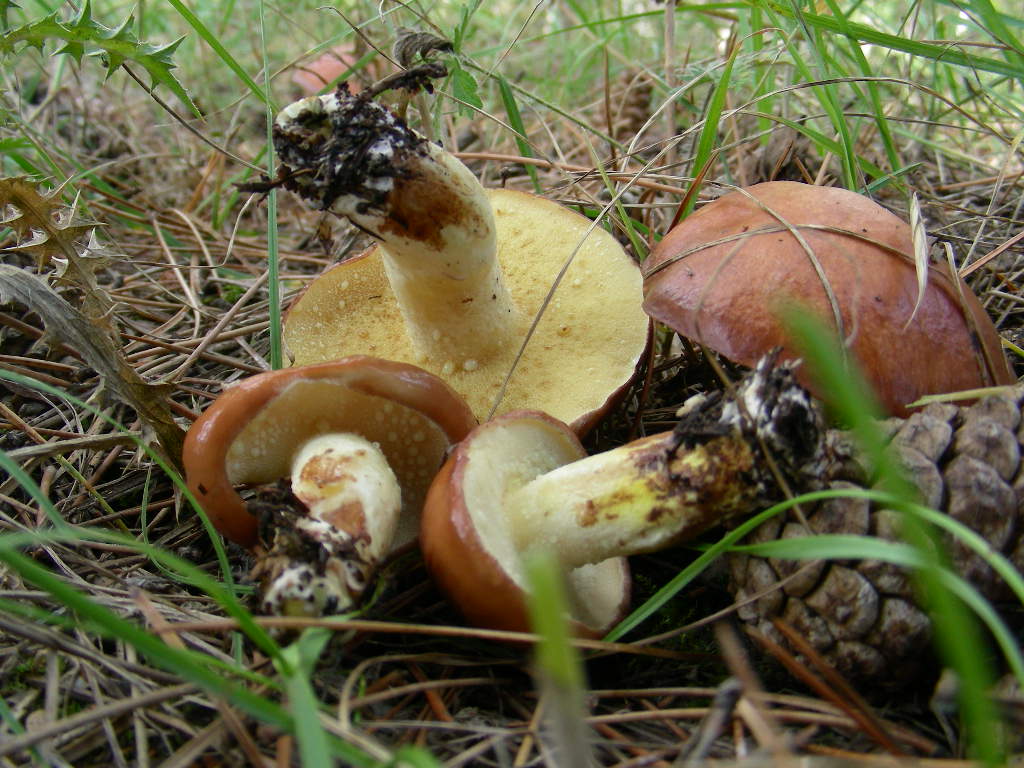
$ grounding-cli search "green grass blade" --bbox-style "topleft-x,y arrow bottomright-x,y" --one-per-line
387,747 -> 446,767
0,366 -> 235,589
0,543 -> 289,726
524,550 -> 593,768
165,0 -> 273,109
964,0 -> 1024,65
0,370 -> 285,661
734,533 -> 1024,689
820,0 -> 901,177
682,48 -> 736,218
765,3 -> 1024,80
784,307 -> 1004,764
0,450 -> 67,529
258,0 -> 282,370
279,629 -> 333,767
0,694 -> 45,765
497,74 -> 541,193
777,0 -> 858,188
605,500 -> 786,642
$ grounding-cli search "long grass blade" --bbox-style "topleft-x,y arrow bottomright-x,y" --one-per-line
497,75 -> 541,192
165,0 -> 273,108
785,307 -> 1004,763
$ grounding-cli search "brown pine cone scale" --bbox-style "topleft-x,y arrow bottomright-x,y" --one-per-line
729,387 -> 1024,684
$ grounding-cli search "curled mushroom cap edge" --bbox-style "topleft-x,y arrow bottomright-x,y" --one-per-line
183,355 -> 478,548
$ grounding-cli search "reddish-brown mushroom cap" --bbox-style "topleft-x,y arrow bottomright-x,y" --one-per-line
184,356 -> 477,548
643,181 -> 1014,416
421,410 -> 631,638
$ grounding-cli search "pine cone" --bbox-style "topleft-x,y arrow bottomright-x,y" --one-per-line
728,387 -> 1024,684
609,69 -> 653,144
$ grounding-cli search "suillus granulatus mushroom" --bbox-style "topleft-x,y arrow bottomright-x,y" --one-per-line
272,85 -> 649,433
643,181 -> 1013,417
183,356 -> 475,616
421,356 -> 826,636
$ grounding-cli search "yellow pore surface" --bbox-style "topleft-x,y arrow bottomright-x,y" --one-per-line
283,189 -> 649,427
226,380 -> 449,518
462,413 -> 628,631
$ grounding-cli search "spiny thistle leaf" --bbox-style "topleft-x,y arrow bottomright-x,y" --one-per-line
0,177 -> 101,266
0,0 -> 198,116
0,176 -> 115,329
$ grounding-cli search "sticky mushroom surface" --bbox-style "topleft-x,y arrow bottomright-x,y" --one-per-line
421,360 -> 828,637
183,356 -> 477,549
643,181 -> 1013,416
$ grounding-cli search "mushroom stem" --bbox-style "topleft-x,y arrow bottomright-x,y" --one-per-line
289,433 -> 402,561
257,432 -> 402,617
500,356 -> 828,571
274,91 -> 520,369
504,430 -> 765,570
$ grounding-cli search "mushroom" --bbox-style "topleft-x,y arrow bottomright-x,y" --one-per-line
183,356 -> 476,614
421,357 -> 824,636
273,87 -> 649,432
643,181 -> 1014,417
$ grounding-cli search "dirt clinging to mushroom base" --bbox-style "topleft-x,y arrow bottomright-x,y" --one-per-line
272,84 -> 429,219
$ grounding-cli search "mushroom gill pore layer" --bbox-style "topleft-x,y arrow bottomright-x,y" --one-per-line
421,410 -> 631,637
284,189 -> 649,432
183,357 -> 476,547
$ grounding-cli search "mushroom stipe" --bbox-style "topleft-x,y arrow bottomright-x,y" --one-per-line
273,87 -> 649,432
421,354 -> 831,637
183,356 -> 476,616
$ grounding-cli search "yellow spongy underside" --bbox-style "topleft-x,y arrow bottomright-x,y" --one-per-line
283,189 -> 648,426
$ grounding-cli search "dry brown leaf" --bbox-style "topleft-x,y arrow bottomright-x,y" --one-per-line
0,177 -> 116,331
0,265 -> 185,469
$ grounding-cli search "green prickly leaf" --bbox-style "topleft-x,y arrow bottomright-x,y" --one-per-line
104,13 -> 135,42
91,47 -> 126,78
0,5 -> 199,117
54,39 -> 85,62
70,0 -> 93,26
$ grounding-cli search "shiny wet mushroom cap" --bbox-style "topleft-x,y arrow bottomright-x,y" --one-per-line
183,356 -> 476,548
421,360 -> 827,636
183,356 -> 476,615
642,181 -> 1013,416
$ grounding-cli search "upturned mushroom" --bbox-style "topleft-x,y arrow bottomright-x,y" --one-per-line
643,181 -> 1013,416
183,356 -> 476,615
421,357 -> 825,636
273,86 -> 649,432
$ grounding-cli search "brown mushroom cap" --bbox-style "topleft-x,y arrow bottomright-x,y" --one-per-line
183,356 -> 477,548
283,189 -> 650,433
421,410 -> 631,638
643,181 -> 1013,416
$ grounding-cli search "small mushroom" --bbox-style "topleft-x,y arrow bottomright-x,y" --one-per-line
183,356 -> 476,614
273,88 -> 649,432
643,181 -> 1013,416
421,359 -> 823,636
